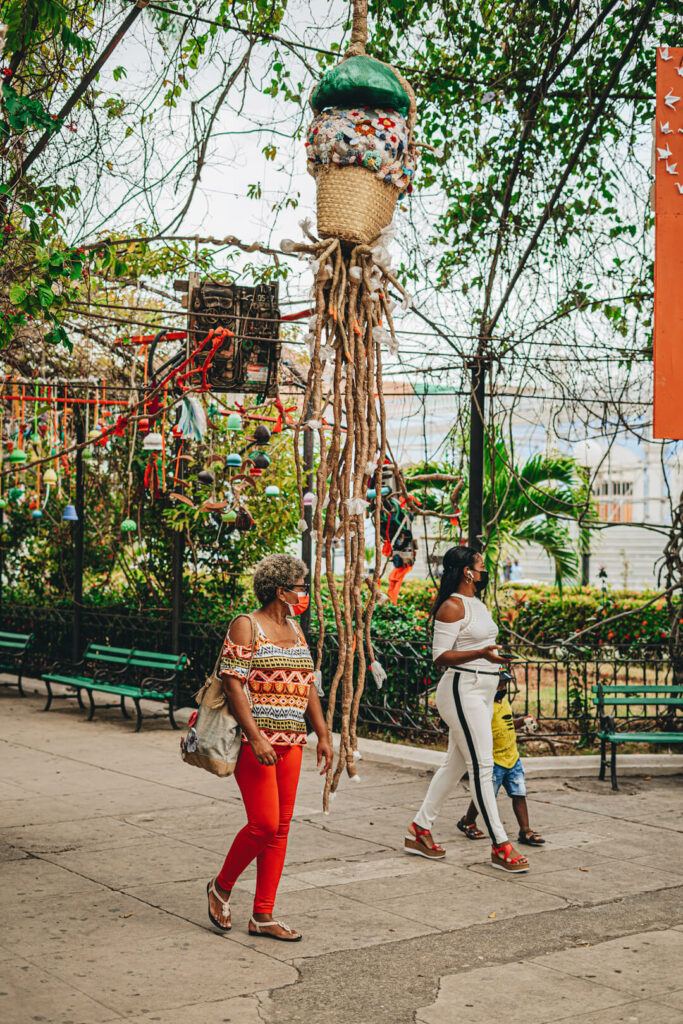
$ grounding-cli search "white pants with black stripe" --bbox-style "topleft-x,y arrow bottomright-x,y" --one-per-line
414,668 -> 508,845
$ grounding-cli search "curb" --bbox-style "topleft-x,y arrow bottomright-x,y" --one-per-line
308,732 -> 683,779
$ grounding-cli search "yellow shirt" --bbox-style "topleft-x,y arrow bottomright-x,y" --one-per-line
491,696 -> 519,769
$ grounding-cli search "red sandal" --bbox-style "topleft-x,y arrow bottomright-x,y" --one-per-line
404,822 -> 446,859
491,842 -> 530,873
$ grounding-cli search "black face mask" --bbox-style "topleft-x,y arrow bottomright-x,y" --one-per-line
474,569 -> 489,595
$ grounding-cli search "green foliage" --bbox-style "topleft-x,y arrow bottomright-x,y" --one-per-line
0,0 -> 297,354
0,407 -> 304,616
366,0 -> 679,358
495,583 -> 669,655
3,0 -> 91,61
0,80 -> 57,133
405,433 -> 594,585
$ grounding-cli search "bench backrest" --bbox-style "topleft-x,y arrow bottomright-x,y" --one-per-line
0,631 -> 33,652
593,683 -> 683,719
592,685 -> 683,695
129,649 -> 187,674
84,643 -> 133,667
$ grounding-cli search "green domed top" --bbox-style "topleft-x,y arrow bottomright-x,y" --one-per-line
311,55 -> 410,116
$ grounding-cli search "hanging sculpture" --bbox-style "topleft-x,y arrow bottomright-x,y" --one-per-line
289,0 -> 419,808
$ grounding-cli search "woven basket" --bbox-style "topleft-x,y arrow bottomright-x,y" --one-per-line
316,164 -> 397,245
310,54 -> 416,247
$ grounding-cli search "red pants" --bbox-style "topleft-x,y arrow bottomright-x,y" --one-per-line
217,742 -> 302,914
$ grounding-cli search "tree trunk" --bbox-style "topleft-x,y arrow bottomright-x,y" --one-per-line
663,492 -> 683,684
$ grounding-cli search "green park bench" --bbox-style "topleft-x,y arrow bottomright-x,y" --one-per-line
42,643 -> 188,731
592,683 -> 683,790
0,630 -> 35,696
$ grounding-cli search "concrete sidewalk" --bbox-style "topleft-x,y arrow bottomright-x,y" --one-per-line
1,686 -> 682,1024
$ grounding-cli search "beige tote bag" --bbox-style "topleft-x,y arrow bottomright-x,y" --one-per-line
180,615 -> 256,777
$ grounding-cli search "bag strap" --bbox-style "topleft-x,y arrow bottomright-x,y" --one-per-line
219,613 -> 258,702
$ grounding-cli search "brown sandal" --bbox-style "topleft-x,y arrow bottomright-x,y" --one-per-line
457,817 -> 487,840
404,822 -> 446,859
491,842 -> 529,873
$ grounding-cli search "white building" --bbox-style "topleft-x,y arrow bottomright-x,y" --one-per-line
380,383 -> 681,591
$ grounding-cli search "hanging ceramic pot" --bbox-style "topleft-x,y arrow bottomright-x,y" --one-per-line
142,431 -> 163,452
227,412 -> 243,432
121,518 -> 137,533
253,424 -> 271,445
252,451 -> 271,470
62,504 -> 78,522
43,468 -> 57,486
235,508 -> 254,532
265,485 -> 280,497
197,469 -> 214,486
225,453 -> 242,469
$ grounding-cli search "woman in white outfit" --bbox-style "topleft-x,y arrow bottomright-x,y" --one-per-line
405,546 -> 530,873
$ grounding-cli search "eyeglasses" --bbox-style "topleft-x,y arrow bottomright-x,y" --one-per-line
285,583 -> 310,595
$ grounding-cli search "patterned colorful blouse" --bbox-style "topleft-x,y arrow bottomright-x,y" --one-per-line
219,618 -> 313,746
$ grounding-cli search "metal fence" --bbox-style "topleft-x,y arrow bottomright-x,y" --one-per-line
1,604 -> 678,737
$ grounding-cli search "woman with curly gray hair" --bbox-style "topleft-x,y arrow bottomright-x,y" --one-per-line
206,553 -> 332,942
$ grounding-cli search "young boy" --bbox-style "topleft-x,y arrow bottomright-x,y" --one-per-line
456,678 -> 545,847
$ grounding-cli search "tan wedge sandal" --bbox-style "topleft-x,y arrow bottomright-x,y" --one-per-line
491,842 -> 530,873
404,822 -> 446,859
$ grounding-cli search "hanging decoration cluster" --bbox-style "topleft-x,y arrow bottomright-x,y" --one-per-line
288,0 -> 420,809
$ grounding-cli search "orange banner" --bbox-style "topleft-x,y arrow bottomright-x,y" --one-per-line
653,45 -> 683,439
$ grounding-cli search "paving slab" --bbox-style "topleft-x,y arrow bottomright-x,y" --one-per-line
188,818 -> 386,862
2,690 -> 683,1024
531,928 -> 683,999
0,857 -> 107,904
122,993 -> 266,1023
38,930 -> 297,1016
0,838 -> 28,862
379,864 -> 567,929
226,885 -> 439,962
414,960 -> 629,1024
123,874 -> 315,928
655,987 -> 683,1011
0,887 -> 190,957
529,1001 -> 683,1024
513,858 -> 682,905
43,834 -> 219,889
0,814 -> 157,855
1,955 -> 117,1024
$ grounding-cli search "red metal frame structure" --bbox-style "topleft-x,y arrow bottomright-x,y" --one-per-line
653,45 -> 683,439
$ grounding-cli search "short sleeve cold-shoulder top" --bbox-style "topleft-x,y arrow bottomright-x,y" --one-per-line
431,594 -> 498,673
220,618 -> 314,746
